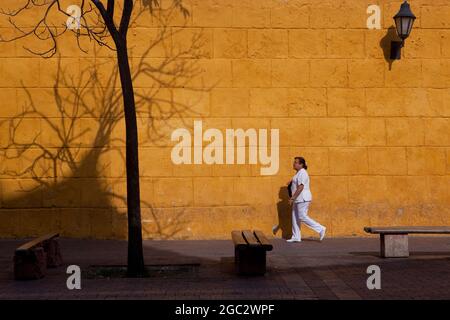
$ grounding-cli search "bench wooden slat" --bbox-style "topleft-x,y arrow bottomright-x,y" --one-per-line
242,230 -> 260,246
16,233 -> 59,252
253,230 -> 273,251
364,226 -> 450,235
231,231 -> 247,248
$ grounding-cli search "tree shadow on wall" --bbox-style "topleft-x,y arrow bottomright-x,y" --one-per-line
0,3 -> 215,240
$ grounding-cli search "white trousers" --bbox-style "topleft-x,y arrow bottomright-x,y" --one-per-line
291,201 -> 324,241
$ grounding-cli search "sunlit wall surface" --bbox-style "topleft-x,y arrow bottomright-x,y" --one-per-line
0,0 -> 448,239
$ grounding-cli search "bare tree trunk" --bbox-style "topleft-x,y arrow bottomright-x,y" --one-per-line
116,38 -> 145,277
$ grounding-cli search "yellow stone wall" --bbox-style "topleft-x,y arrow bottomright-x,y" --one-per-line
0,0 -> 449,239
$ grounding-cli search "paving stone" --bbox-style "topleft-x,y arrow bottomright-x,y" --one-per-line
0,238 -> 450,299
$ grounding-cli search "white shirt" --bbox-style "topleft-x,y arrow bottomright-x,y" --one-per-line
290,168 -> 312,203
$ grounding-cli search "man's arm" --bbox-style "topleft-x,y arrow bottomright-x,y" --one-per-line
290,184 -> 304,202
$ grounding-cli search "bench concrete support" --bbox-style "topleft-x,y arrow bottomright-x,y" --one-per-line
232,230 -> 273,276
235,246 -> 267,276
14,247 -> 47,280
380,234 -> 409,258
43,239 -> 63,268
14,233 -> 62,280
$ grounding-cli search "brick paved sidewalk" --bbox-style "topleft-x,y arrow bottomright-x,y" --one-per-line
1,237 -> 450,299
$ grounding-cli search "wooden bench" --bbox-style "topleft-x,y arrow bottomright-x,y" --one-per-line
231,230 -> 273,275
14,233 -> 63,280
364,226 -> 450,258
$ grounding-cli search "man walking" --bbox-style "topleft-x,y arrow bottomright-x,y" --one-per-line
287,157 -> 326,243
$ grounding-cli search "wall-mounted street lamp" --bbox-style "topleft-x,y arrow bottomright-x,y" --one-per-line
391,1 -> 416,60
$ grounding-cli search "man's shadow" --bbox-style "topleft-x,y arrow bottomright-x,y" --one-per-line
275,186 -> 292,239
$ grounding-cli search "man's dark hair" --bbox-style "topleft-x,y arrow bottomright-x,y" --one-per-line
294,156 -> 308,170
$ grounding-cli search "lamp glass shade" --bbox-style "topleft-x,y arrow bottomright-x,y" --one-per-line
393,1 -> 416,40
394,16 -> 415,39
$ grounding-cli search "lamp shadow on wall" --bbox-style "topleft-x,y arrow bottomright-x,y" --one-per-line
0,3 -> 213,240
380,26 -> 400,70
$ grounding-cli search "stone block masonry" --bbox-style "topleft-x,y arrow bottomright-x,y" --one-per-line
0,0 -> 449,239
